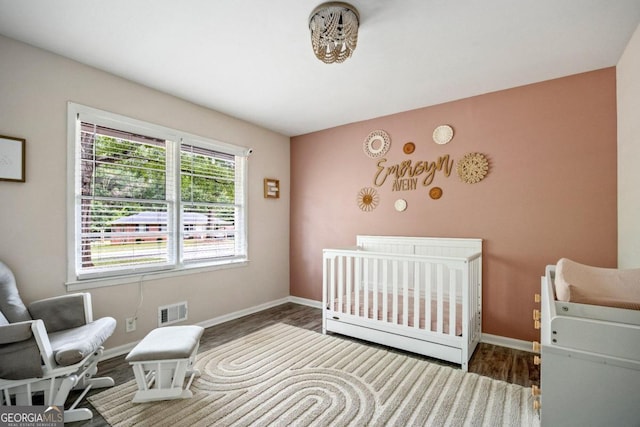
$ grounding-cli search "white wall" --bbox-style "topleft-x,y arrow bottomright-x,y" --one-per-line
618,23 -> 640,268
0,35 -> 291,348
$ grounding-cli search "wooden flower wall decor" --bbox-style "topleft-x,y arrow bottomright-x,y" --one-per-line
363,130 -> 391,158
456,153 -> 489,184
357,187 -> 379,212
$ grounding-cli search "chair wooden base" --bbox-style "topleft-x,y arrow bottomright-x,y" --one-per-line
0,348 -> 114,423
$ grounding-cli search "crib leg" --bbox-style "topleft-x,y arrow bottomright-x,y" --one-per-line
461,361 -> 469,372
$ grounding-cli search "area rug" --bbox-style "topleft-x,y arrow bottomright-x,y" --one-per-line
89,323 -> 540,426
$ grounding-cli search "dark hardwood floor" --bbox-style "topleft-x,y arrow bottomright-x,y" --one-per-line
69,302 -> 539,426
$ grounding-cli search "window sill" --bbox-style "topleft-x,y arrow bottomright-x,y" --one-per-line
66,259 -> 249,291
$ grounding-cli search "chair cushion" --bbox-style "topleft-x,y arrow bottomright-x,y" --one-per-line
0,336 -> 43,380
0,321 -> 34,345
0,261 -> 32,323
29,294 -> 88,333
47,317 -> 116,366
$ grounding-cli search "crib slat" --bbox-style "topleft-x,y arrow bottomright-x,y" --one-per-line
449,268 -> 456,336
346,256 -> 352,315
373,258 -> 379,321
402,260 -> 409,327
382,259 -> 388,322
413,261 -> 420,329
337,256 -> 344,314
363,257 -> 369,320
392,260 -> 399,325
354,255 -> 361,317
329,257 -> 335,312
425,262 -> 432,331
437,263 -> 444,333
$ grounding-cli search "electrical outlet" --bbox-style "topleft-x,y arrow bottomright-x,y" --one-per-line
126,317 -> 136,332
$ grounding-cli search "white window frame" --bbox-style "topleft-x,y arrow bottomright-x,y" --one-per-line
66,102 -> 251,290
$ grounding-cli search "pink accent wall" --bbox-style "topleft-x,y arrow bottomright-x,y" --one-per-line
290,68 -> 617,342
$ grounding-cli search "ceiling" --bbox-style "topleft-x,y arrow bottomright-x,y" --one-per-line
1,1 -> 639,137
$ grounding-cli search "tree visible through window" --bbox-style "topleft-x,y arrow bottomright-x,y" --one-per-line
180,143 -> 238,262
69,105 -> 248,282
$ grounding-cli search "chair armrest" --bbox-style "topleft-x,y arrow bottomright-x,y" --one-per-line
0,320 -> 48,379
28,293 -> 92,333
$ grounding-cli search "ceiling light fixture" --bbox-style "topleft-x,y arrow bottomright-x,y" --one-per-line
309,2 -> 359,64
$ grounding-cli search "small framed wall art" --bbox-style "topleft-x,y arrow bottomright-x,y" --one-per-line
264,178 -> 280,199
0,135 -> 26,182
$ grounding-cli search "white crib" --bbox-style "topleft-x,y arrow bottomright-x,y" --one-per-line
539,265 -> 640,426
322,235 -> 482,371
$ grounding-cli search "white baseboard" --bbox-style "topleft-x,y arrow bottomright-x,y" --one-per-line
481,333 -> 533,353
287,296 -> 322,309
102,342 -> 138,360
102,297 -> 531,361
196,297 -> 290,329
102,297 -> 291,360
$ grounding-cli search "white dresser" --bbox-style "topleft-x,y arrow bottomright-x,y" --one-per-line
535,266 -> 640,426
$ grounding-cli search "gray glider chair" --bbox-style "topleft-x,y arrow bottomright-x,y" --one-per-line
0,261 -> 116,423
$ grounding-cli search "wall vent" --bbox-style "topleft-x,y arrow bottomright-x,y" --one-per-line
158,301 -> 188,326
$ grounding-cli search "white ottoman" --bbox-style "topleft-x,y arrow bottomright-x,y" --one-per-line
125,325 -> 204,403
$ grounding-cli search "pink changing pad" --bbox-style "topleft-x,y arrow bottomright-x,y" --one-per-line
555,258 -> 640,310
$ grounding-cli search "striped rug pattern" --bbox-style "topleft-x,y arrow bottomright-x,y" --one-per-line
89,323 -> 540,426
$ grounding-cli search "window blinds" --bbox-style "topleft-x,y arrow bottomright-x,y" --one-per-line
73,116 -> 247,281
77,123 -> 174,277
180,143 -> 243,263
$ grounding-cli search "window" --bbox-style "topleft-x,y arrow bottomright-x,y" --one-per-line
67,103 -> 250,285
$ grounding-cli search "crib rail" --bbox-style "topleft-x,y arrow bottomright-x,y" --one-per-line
323,248 -> 482,347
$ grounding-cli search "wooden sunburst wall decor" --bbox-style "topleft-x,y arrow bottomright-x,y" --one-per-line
457,152 -> 489,184
357,187 -> 380,212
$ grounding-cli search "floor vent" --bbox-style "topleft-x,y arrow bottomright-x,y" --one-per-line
158,301 -> 188,326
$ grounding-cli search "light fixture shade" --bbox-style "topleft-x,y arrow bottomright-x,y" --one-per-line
309,2 -> 359,64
